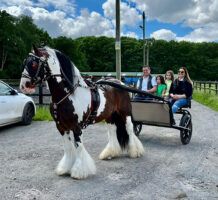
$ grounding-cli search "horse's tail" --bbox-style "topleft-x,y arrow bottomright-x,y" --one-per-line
111,111 -> 129,149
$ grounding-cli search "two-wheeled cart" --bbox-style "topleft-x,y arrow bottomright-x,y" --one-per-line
131,98 -> 192,145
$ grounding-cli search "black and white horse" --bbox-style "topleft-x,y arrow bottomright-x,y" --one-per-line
20,46 -> 144,179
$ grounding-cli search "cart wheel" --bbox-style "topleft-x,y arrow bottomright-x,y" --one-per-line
179,114 -> 192,145
133,123 -> 142,136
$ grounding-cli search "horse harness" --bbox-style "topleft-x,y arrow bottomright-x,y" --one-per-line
22,53 -> 101,130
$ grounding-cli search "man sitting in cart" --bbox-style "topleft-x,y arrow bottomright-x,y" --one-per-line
135,65 -> 157,99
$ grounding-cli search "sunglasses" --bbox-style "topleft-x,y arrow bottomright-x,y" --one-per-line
178,70 -> 185,74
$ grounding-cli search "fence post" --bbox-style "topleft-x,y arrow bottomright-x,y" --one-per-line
39,84 -> 43,105
209,82 -> 211,94
216,82 -> 218,95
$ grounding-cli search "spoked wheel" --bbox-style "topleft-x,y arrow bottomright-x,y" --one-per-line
21,104 -> 34,125
179,113 -> 192,145
133,122 -> 142,136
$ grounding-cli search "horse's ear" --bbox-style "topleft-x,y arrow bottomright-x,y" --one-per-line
32,44 -> 40,56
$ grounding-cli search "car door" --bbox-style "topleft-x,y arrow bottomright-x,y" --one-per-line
0,82 -> 19,125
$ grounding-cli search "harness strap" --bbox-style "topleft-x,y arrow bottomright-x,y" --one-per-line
80,85 -> 100,129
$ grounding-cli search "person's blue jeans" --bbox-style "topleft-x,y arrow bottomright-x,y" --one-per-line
171,98 -> 188,113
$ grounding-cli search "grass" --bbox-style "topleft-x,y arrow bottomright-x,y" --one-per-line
193,91 -> 218,112
33,106 -> 53,121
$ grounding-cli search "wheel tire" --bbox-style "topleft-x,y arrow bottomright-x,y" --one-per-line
21,104 -> 34,125
133,123 -> 142,136
179,114 -> 192,145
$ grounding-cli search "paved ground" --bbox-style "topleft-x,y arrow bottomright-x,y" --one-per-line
0,101 -> 218,200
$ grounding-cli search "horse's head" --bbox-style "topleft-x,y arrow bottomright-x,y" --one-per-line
20,46 -> 49,94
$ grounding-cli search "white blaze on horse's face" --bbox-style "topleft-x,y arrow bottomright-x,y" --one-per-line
20,69 -> 36,94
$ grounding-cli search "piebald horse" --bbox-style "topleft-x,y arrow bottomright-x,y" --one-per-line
20,46 -> 144,179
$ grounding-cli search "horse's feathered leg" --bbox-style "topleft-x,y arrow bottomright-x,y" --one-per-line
56,131 -> 76,175
125,116 -> 144,158
70,132 -> 96,179
99,123 -> 122,160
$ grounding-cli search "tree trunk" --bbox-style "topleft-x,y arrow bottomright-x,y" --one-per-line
0,49 -> 7,71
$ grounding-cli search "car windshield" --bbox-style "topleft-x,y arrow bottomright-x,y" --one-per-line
0,82 -> 12,95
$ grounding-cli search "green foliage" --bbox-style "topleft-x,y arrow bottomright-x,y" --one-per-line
193,91 -> 218,112
0,11 -> 218,81
76,36 -> 115,72
0,11 -> 53,79
33,106 -> 53,121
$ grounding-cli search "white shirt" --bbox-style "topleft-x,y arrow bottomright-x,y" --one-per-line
136,76 -> 157,91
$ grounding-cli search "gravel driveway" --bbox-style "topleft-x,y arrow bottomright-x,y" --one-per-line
0,101 -> 218,200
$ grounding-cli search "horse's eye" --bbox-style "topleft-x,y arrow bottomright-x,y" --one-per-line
32,61 -> 38,70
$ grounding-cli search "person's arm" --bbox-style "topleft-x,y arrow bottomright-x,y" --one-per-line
170,93 -> 186,100
147,76 -> 157,93
136,79 -> 140,89
184,81 -> 193,98
162,85 -> 167,97
147,85 -> 157,93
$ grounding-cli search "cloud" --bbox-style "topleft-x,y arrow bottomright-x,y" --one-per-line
62,9 -> 114,38
103,0 -> 141,27
151,29 -> 176,41
130,0 -> 218,42
151,24 -> 218,42
177,23 -> 218,42
35,0 -> 76,17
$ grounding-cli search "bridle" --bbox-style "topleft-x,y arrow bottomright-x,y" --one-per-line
21,53 -> 52,85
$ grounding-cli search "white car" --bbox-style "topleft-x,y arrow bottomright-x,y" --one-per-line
0,80 -> 36,127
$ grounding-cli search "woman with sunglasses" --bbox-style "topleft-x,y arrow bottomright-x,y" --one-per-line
169,66 -> 193,113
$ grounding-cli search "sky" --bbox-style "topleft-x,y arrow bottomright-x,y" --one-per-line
1,0 -> 218,42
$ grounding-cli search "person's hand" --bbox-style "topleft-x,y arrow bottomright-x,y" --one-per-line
170,93 -> 174,98
170,94 -> 179,100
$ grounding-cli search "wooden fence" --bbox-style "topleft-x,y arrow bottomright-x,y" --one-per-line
193,81 -> 218,95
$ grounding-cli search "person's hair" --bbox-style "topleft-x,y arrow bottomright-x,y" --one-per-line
179,66 -> 193,86
142,65 -> 151,70
165,70 -> 174,82
156,75 -> 165,85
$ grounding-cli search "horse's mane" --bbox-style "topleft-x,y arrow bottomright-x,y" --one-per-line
55,50 -> 75,90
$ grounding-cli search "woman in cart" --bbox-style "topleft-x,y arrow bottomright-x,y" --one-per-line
169,66 -> 193,113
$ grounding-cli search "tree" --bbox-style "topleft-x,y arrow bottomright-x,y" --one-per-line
0,11 -> 16,72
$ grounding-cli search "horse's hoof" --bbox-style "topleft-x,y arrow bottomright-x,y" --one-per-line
55,167 -> 69,176
128,146 -> 144,158
99,147 -> 121,160
70,168 -> 95,179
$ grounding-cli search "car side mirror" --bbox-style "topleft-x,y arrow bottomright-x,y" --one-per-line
10,89 -> 18,95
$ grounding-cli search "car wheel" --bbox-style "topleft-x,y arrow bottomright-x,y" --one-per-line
21,104 -> 34,125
